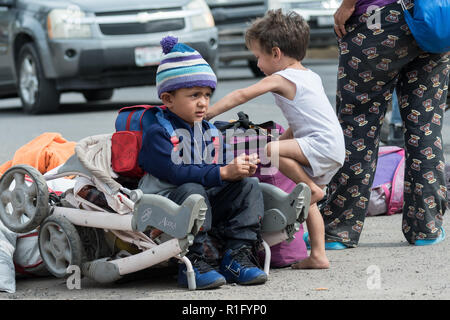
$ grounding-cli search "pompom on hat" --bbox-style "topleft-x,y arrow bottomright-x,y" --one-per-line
156,36 -> 217,98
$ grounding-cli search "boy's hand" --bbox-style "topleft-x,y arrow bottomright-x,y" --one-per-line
220,153 -> 260,181
247,153 -> 260,176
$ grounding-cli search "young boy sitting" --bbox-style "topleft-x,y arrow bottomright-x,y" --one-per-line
206,10 -> 346,269
138,36 -> 268,289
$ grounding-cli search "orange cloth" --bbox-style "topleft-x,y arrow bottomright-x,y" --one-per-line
0,132 -> 76,176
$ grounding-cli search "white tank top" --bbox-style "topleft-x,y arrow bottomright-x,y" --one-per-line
272,68 -> 345,165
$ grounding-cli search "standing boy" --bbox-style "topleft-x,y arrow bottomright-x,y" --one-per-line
206,10 -> 346,269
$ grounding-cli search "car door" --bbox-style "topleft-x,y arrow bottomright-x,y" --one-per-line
0,1 -> 15,86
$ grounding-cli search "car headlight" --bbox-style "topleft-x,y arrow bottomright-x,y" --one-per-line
47,6 -> 92,39
186,0 -> 215,31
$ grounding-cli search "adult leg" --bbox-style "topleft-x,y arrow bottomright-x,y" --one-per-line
397,52 -> 449,244
320,2 -> 421,247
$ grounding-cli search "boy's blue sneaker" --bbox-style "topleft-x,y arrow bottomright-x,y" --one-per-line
219,246 -> 267,285
415,228 -> 446,246
178,255 -> 226,290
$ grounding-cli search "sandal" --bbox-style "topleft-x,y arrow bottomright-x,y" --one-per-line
302,232 -> 348,250
415,227 -> 446,246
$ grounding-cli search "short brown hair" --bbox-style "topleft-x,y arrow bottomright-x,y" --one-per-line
245,9 -> 310,61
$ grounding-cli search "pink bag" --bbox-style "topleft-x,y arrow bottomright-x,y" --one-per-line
267,230 -> 308,267
259,179 -> 308,268
214,114 -> 308,267
367,146 -> 405,216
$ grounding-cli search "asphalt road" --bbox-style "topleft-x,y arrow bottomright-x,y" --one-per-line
0,60 -> 449,302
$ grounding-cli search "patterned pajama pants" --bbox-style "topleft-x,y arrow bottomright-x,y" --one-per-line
320,1 -> 450,246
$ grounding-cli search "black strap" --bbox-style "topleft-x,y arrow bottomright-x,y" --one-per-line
214,112 -> 277,133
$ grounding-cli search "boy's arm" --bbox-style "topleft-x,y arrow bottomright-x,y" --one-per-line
206,75 -> 284,120
139,125 -> 222,187
139,125 -> 258,186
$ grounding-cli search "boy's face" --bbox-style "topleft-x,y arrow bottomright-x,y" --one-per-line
161,86 -> 212,126
249,40 -> 277,76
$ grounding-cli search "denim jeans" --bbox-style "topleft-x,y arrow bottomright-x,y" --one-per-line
167,178 -> 264,256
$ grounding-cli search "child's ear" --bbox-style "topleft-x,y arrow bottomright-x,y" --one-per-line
161,92 -> 174,108
272,47 -> 281,59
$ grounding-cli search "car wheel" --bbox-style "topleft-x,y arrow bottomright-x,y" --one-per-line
82,89 -> 114,102
248,60 -> 265,78
17,43 -> 60,114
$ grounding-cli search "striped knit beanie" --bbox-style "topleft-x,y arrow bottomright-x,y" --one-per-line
156,36 -> 217,98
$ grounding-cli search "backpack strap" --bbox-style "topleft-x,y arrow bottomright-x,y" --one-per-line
152,110 -> 221,164
116,105 -> 154,132
206,122 -> 220,164
121,105 -> 179,149
154,108 -> 180,151
378,145 -> 403,156
387,148 -> 405,215
126,110 -> 138,131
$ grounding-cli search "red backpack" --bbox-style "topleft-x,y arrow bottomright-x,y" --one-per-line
111,105 -> 174,177
111,105 -> 220,177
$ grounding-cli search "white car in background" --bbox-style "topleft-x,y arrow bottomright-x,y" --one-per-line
268,0 -> 341,47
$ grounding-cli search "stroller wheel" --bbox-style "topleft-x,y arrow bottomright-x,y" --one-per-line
0,165 -> 49,233
76,226 -> 112,261
38,215 -> 83,278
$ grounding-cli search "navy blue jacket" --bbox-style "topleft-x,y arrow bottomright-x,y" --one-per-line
138,109 -> 231,188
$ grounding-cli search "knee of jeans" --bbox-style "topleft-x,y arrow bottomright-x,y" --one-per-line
241,177 -> 261,191
177,182 -> 207,196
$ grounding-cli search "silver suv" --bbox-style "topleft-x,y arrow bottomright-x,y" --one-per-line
0,0 -> 218,114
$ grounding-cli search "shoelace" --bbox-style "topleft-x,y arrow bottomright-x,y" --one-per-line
232,247 -> 257,269
191,256 -> 215,274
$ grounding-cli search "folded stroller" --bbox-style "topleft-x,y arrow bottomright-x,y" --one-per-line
0,134 -> 310,290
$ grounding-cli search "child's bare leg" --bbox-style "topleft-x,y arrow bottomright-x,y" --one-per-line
266,140 -> 329,269
266,140 -> 324,204
291,202 -> 329,269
